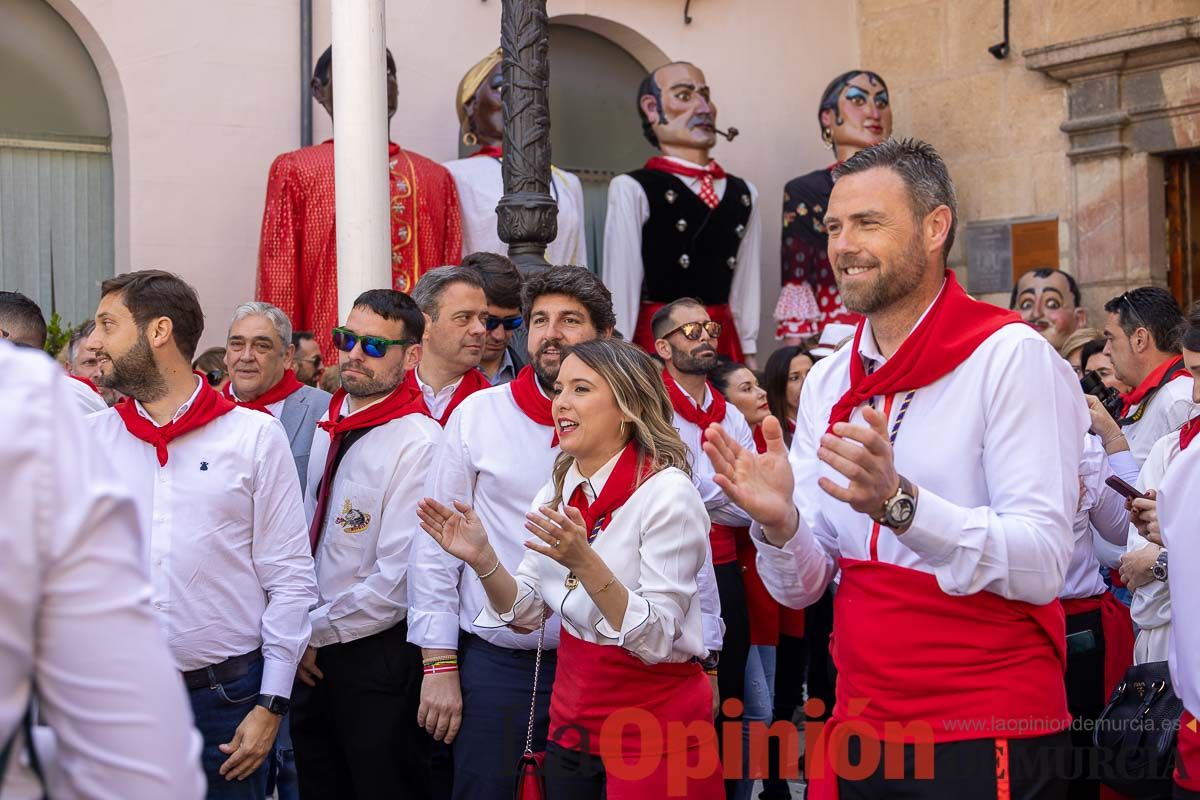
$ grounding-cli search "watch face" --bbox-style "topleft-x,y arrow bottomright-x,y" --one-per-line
887,498 -> 915,527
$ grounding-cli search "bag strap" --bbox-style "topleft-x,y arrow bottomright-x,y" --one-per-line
522,613 -> 549,758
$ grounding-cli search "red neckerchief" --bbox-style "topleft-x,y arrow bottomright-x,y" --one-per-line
222,369 -> 303,416
1182,416 -> 1200,451
471,145 -> 503,159
752,424 -> 767,454
70,375 -> 101,395
317,380 -> 429,440
114,376 -> 236,466
662,369 -> 727,429
566,442 -> 652,539
510,365 -> 558,446
403,367 -> 490,427
1120,355 -> 1188,417
827,271 -> 1023,432
643,156 -> 726,181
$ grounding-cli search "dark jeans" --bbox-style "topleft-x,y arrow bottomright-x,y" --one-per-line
188,655 -> 269,800
714,560 -> 752,799
290,622 -> 431,799
265,712 -> 298,800
452,634 -> 556,800
837,732 -> 1071,800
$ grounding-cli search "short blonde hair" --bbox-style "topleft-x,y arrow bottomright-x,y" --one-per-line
1058,327 -> 1102,361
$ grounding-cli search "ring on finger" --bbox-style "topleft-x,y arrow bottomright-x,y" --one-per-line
554,539 -> 561,549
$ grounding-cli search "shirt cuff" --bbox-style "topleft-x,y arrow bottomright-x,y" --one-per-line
260,658 -> 298,699
702,612 -> 725,653
594,591 -> 652,646
406,610 -> 462,650
472,580 -> 536,629
894,485 -> 963,567
308,605 -> 339,649
741,337 -> 757,356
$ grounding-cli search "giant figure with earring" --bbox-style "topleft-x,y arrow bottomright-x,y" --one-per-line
602,62 -> 761,368
443,49 -> 588,268
774,70 -> 892,344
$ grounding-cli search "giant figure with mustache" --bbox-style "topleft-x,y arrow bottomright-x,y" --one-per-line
775,70 -> 893,344
601,62 -> 762,368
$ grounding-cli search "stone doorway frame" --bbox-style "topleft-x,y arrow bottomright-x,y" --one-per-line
1025,17 -> 1200,312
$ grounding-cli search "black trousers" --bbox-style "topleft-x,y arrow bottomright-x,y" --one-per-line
805,587 -> 837,722
290,621 -> 432,799
1064,608 -> 1106,800
713,561 -> 751,798
760,633 -> 807,799
837,731 -> 1072,799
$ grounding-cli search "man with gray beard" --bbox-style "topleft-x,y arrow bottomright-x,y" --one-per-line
291,289 -> 443,799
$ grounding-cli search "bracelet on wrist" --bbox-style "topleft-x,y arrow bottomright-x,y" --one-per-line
476,554 -> 501,580
422,655 -> 458,667
590,575 -> 617,595
423,663 -> 459,675
1102,432 -> 1126,448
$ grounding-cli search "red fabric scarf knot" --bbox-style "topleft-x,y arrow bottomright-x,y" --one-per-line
827,271 -> 1023,433
471,145 -> 503,160
114,376 -> 236,466
221,369 -> 303,416
662,370 -> 727,430
643,156 -> 726,209
566,442 -> 651,540
1181,415 -> 1200,451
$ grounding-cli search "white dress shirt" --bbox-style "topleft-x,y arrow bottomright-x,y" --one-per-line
602,156 -> 762,355
1160,441 -> 1200,715
444,156 -> 587,267
1,347 -> 204,800
476,453 -> 712,665
1128,429 -> 1183,663
408,383 -> 563,651
408,382 -> 724,653
415,368 -> 464,421
304,394 -> 442,648
752,300 -> 1086,610
1063,433 -> 1131,599
1124,375 -> 1196,467
668,376 -> 756,528
88,378 -> 318,699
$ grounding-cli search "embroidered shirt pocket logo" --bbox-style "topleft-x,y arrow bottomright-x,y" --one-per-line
334,498 -> 372,534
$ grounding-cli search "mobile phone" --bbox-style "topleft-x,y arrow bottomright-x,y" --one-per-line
1105,475 -> 1147,501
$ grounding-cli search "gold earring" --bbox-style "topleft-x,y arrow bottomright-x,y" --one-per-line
462,131 -> 478,147
821,127 -> 833,146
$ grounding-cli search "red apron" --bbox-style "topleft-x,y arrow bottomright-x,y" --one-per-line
708,523 -> 740,566
733,525 -> 805,645
549,629 -> 723,799
633,300 -> 744,362
1178,711 -> 1200,791
1061,593 -> 1135,701
807,558 -> 1070,800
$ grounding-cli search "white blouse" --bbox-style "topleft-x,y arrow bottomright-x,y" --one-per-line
475,453 -> 711,665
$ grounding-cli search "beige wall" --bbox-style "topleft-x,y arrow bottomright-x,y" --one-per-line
44,0 -> 858,354
858,0 -> 1197,313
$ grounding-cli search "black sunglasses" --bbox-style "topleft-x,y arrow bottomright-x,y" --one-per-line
332,327 -> 414,358
485,315 -> 523,332
662,320 -> 722,342
205,369 -> 225,387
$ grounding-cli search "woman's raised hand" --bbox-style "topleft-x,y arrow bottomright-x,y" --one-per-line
417,498 -> 493,570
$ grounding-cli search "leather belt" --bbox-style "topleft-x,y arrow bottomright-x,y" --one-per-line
181,648 -> 262,691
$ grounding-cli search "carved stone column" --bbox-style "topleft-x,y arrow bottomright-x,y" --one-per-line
497,0 -> 557,273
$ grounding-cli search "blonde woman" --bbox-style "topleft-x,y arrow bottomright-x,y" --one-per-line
418,339 -> 722,799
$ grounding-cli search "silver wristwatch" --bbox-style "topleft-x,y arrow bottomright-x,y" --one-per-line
877,476 -> 917,531
1152,549 -> 1169,582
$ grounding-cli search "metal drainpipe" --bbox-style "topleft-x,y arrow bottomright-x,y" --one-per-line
300,0 -> 313,146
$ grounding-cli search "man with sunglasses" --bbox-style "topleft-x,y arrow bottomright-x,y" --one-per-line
1101,287 -> 1194,467
653,297 -> 756,796
291,289 -> 443,799
462,251 -> 526,385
